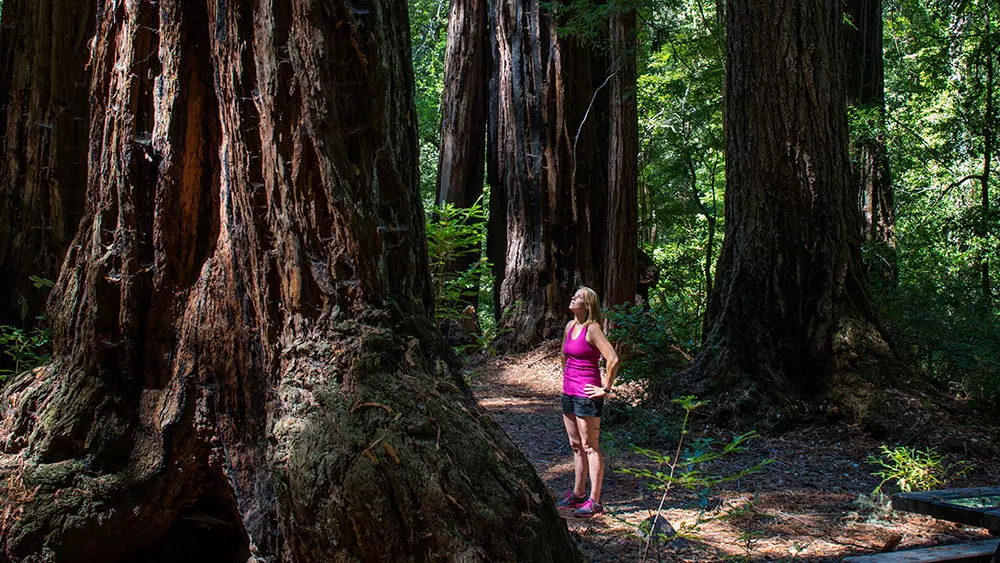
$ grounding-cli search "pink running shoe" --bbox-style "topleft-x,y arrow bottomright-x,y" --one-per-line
555,491 -> 586,511
573,498 -> 604,518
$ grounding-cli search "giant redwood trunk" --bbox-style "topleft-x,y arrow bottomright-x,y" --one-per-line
0,0 -> 580,561
604,7 -> 639,311
0,0 -> 92,325
489,0 -> 609,350
680,0 -> 899,418
844,0 -> 895,259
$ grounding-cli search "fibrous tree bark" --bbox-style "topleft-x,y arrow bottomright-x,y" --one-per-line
0,0 -> 580,561
604,5 -> 639,312
0,0 -> 93,325
437,0 -> 489,210
680,0 -> 900,419
435,0 -> 489,340
488,0 -> 610,350
844,0 -> 895,282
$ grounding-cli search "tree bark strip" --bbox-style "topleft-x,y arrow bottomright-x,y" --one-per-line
0,1 -> 581,561
0,0 -> 93,325
980,7 -> 993,305
437,0 -> 489,209
604,6 -> 639,312
435,0 -> 490,334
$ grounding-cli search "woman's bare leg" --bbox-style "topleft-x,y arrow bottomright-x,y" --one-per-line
563,414 -> 588,497
575,415 -> 603,502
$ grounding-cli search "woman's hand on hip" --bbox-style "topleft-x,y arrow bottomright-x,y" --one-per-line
583,384 -> 606,399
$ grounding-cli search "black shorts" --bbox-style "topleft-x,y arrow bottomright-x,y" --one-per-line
561,393 -> 604,418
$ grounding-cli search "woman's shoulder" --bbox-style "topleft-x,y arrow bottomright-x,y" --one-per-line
584,321 -> 607,342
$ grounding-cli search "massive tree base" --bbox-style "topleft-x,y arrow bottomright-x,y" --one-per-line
673,318 -> 891,421
673,318 -> 998,457
0,315 -> 581,562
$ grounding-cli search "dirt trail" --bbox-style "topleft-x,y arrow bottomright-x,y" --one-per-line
470,349 -> 997,562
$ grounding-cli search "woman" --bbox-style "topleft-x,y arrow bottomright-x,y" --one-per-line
555,286 -> 619,518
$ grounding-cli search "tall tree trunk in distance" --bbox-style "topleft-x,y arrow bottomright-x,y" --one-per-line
679,0 -> 903,424
844,0 -> 896,284
435,0 -> 489,339
0,0 -> 93,326
979,7 -> 993,306
489,0 -> 609,350
604,5 -> 639,313
486,34 -> 507,322
0,0 -> 580,561
437,0 -> 489,210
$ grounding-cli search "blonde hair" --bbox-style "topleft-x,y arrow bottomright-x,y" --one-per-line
577,286 -> 604,326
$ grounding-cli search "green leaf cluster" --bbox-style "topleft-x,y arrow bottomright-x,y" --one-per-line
635,0 -> 724,338
868,444 -> 973,494
409,0 -> 449,200
875,0 -> 1000,406
607,303 -> 694,393
425,198 -> 495,352
0,325 -> 51,382
623,431 -> 770,493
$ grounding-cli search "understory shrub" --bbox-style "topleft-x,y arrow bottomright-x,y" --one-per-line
607,303 -> 697,396
0,325 -> 51,383
425,198 -> 493,354
872,275 -> 1000,411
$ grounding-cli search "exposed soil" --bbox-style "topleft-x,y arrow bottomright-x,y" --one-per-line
469,346 -> 1000,562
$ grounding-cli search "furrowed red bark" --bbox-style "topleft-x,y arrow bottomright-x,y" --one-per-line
435,0 -> 489,338
605,6 -> 639,312
437,0 -> 489,209
680,0 -> 900,420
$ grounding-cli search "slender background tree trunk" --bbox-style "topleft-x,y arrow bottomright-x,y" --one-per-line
437,0 -> 489,210
0,0 -> 92,325
435,0 -> 490,339
979,8 -> 993,306
604,6 -> 639,313
0,0 -> 581,561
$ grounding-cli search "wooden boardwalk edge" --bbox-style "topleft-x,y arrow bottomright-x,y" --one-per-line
843,538 -> 999,562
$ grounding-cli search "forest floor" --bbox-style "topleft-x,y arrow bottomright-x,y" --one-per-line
468,344 -> 1000,562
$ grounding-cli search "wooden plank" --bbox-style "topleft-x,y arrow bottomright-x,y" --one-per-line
898,488 -> 1000,503
843,539 -> 1000,563
894,488 -> 1000,534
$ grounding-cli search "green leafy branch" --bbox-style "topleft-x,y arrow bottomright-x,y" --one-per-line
868,445 -> 973,494
0,326 -> 52,382
616,396 -> 772,562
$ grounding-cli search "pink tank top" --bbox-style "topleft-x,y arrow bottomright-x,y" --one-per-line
563,323 -> 601,397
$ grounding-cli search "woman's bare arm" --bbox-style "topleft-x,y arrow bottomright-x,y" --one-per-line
585,323 -> 619,396
561,320 -> 574,372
